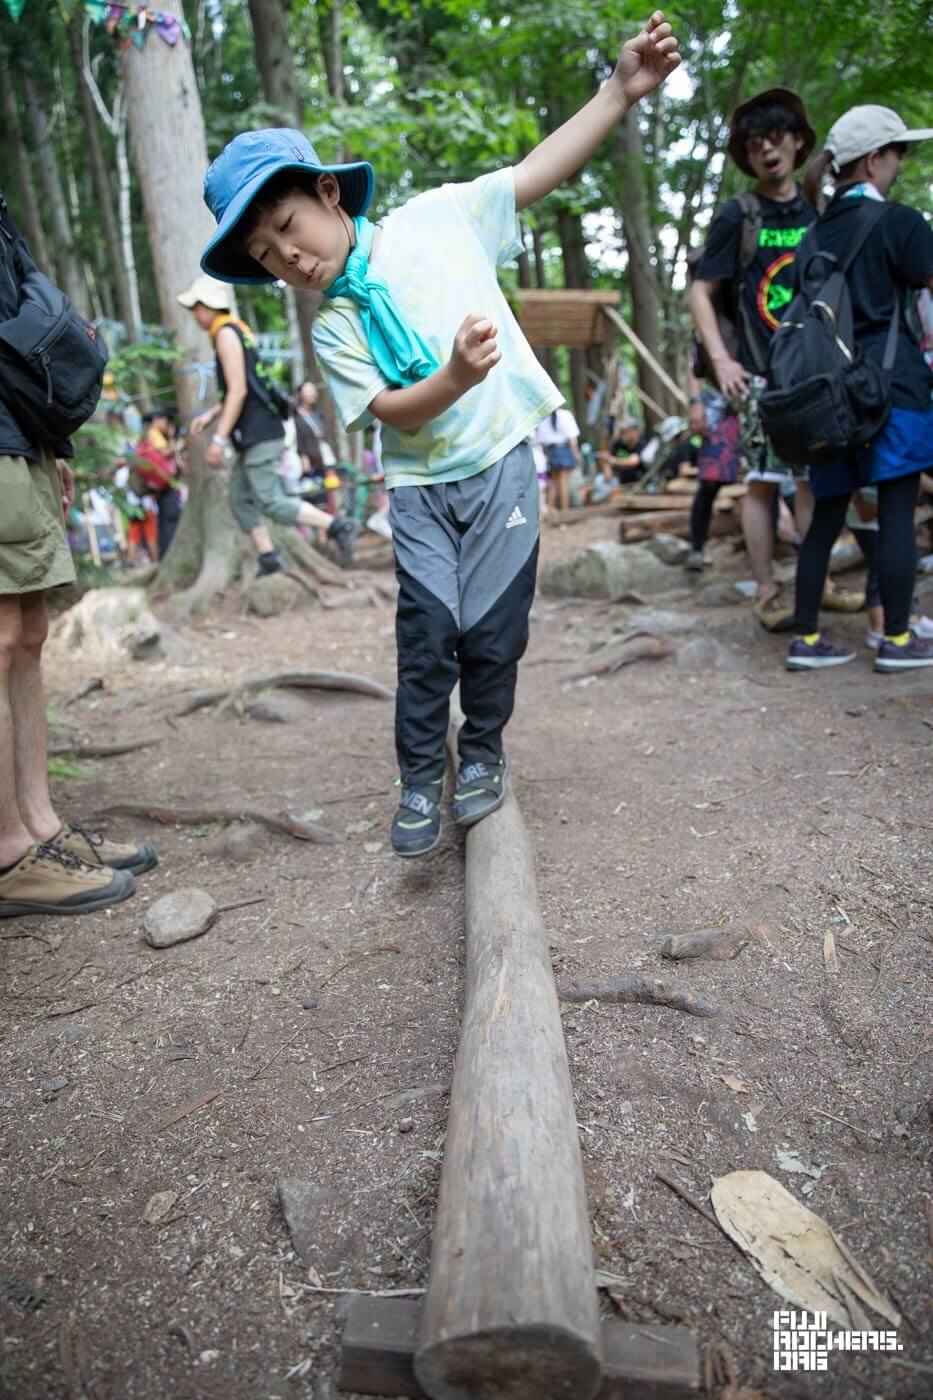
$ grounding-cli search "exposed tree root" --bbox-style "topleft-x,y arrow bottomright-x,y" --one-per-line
49,736 -> 163,758
565,632 -> 674,681
559,975 -> 718,1018
174,668 -> 393,716
271,522 -> 352,588
96,801 -> 339,845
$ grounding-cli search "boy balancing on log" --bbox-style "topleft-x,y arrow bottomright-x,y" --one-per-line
200,13 -> 681,858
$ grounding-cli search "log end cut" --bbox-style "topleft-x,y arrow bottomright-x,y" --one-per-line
414,1323 -> 603,1400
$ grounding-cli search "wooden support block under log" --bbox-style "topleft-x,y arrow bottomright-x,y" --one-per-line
412,764 -> 603,1399
339,1296 -> 699,1400
617,493 -> 736,514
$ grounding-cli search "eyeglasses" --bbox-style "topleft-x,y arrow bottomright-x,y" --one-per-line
745,128 -> 792,153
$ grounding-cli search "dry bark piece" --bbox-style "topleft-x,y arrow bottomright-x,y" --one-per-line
658,927 -> 749,961
48,735 -> 163,757
560,976 -> 718,1018
710,1170 -> 900,1328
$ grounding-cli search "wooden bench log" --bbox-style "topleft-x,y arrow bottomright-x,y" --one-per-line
341,1296 -> 699,1399
413,744 -> 602,1399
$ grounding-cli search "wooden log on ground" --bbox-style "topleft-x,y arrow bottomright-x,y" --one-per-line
341,1296 -> 698,1399
620,511 -> 739,544
413,714 -> 602,1400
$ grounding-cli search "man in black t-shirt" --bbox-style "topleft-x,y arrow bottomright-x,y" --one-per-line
690,88 -> 818,631
177,274 -> 356,570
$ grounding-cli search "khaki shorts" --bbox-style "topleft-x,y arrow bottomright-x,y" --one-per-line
228,437 -> 296,533
0,452 -> 76,596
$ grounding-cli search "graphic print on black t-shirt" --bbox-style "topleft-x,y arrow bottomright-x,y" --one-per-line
696,190 -> 817,372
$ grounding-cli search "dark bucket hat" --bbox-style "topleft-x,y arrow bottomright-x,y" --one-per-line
200,128 -> 375,284
727,88 -> 816,177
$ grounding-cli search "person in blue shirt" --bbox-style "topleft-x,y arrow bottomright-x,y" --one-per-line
199,13 -> 681,856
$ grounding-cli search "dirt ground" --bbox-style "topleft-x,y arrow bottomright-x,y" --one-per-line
1,516 -> 931,1400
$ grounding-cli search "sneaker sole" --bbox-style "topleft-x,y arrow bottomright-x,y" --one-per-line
786,655 -> 855,671
874,657 -> 933,672
392,828 -> 442,859
452,787 -> 508,828
0,875 -> 136,918
109,845 -> 159,876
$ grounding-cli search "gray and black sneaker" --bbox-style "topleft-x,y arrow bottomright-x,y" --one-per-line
257,549 -> 285,576
451,756 -> 508,828
390,777 -> 443,858
327,516 -> 358,567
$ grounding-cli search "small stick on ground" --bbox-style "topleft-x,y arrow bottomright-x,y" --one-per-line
655,1168 -> 722,1232
96,802 -> 338,845
560,976 -> 718,1018
61,677 -> 104,707
246,1028 -> 304,1083
158,1087 -> 221,1131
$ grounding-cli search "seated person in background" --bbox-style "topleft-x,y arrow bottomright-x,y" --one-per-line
134,408 -> 183,559
606,415 -> 647,482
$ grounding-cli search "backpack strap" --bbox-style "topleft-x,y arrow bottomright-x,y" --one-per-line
810,201 -> 899,371
732,191 -> 766,372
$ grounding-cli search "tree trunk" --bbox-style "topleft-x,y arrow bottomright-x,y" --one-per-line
319,0 -> 345,105
616,110 -> 673,425
121,0 -> 238,611
247,0 -> 302,124
556,207 -> 590,433
530,222 -> 557,383
67,18 -> 139,341
0,61 -> 51,274
19,60 -> 89,313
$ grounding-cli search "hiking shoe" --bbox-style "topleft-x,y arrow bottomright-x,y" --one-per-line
752,588 -> 795,632
786,635 -> 856,671
451,757 -> 509,828
56,823 -> 158,876
874,634 -> 933,672
0,842 -> 136,918
257,550 -> 285,576
685,550 -> 705,573
821,579 -> 865,611
390,778 -> 443,858
327,516 -> 357,567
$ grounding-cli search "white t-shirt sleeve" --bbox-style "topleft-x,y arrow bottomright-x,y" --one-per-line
312,305 -> 390,433
558,408 -> 580,440
445,168 -> 523,268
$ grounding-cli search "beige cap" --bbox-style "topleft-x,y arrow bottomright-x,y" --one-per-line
176,273 -> 233,312
825,105 -> 933,171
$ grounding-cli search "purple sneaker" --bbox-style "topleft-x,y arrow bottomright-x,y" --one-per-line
786,636 -> 856,671
874,634 -> 933,673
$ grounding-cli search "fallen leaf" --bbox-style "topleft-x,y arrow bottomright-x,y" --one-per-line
143,1190 -> 178,1225
710,1170 -> 900,1328
721,1074 -> 749,1095
307,1265 -> 323,1287
823,929 -> 840,975
742,1111 -> 758,1133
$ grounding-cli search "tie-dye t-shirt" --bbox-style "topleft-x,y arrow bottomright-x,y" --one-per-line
311,168 -> 563,489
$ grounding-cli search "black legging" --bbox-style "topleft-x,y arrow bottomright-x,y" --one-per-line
795,473 -> 920,635
690,480 -> 722,552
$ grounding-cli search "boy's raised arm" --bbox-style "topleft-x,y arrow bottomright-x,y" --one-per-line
513,12 -> 681,214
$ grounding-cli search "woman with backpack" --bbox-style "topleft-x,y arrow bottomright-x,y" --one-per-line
534,406 -> 581,514
177,274 -> 357,571
783,107 -> 933,673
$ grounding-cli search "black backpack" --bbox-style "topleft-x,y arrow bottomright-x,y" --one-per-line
758,201 -> 896,466
687,191 -> 763,379
0,197 -> 109,445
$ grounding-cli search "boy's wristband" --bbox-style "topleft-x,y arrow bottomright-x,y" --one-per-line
211,433 -> 230,446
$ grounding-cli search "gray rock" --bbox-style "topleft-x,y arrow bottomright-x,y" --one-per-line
628,607 -> 701,637
676,637 -> 740,672
245,698 -> 290,723
40,1076 -> 69,1098
143,888 -> 217,947
48,587 -> 188,665
539,541 -> 677,600
244,573 -> 310,618
694,580 -> 744,608
649,533 -> 691,566
219,822 -> 266,863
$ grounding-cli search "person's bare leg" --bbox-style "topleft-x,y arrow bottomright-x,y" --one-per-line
743,479 -> 778,598
0,596 -> 35,866
10,591 -> 61,845
296,500 -> 336,531
558,472 -> 571,512
251,524 -> 274,554
794,480 -> 814,540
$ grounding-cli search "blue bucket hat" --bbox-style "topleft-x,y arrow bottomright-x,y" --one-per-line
200,128 -> 375,284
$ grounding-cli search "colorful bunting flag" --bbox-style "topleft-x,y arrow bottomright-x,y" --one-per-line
84,1 -> 191,51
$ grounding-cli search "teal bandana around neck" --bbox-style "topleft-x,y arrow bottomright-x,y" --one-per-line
324,217 -> 440,387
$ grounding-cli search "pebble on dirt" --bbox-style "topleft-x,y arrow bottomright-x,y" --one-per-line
143,888 -> 217,947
